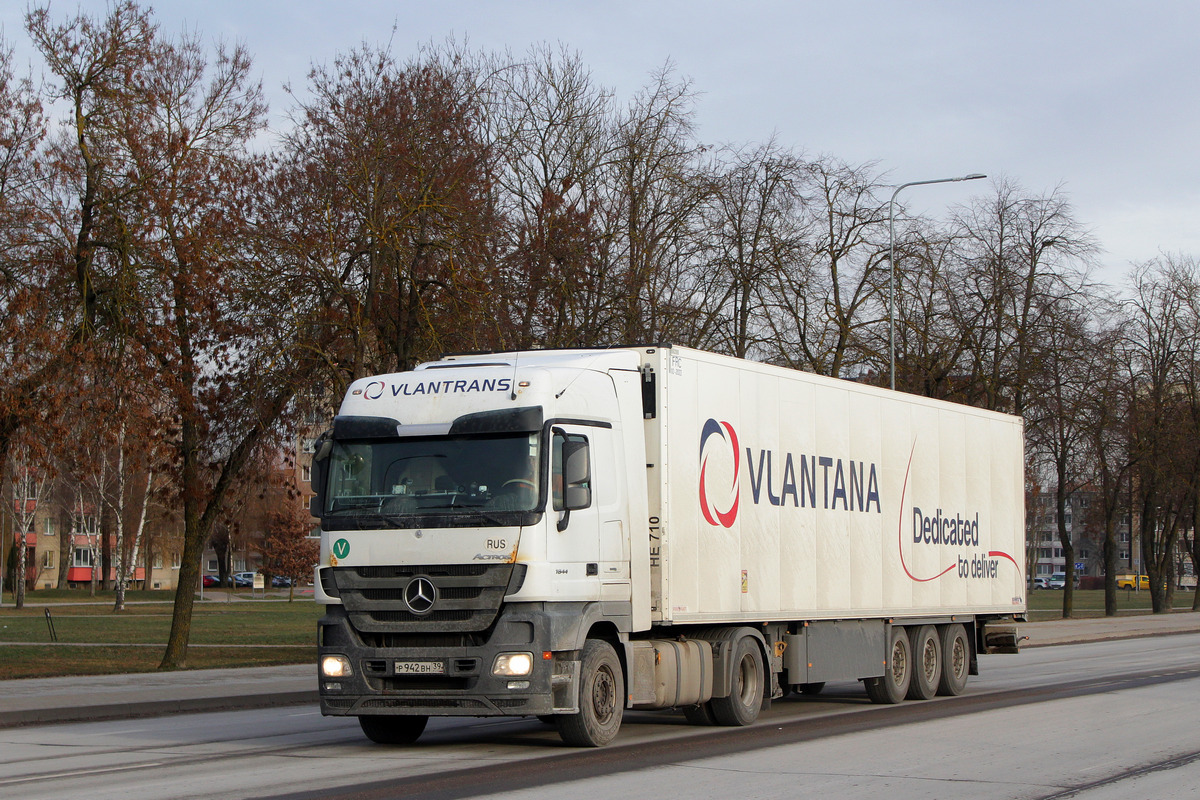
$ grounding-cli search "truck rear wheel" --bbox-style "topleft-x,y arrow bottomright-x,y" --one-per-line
710,635 -> 764,726
937,623 -> 970,696
906,625 -> 941,700
358,714 -> 428,745
555,639 -> 624,747
864,626 -> 911,704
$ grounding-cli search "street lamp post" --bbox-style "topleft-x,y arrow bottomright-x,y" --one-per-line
888,173 -> 986,390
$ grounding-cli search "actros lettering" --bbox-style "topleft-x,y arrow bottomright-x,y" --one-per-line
745,450 -> 881,512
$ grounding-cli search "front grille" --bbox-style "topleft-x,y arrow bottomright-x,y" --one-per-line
369,610 -> 474,624
360,698 -> 487,710
491,699 -> 529,709
329,564 -> 516,634
357,565 -> 488,579
381,676 -> 470,691
360,632 -> 483,648
360,586 -> 482,602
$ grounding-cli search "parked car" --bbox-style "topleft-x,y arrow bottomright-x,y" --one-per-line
1047,571 -> 1080,590
1115,574 -> 1149,590
201,574 -> 222,588
232,571 -> 257,588
271,576 -> 293,588
1030,576 -> 1050,590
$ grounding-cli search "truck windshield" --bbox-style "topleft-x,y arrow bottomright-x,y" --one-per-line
322,432 -> 541,530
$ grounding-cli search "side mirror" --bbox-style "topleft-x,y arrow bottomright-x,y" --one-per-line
556,435 -> 591,532
310,431 -> 332,518
561,439 -> 591,511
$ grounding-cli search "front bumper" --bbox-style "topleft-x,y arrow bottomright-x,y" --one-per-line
317,603 -> 580,717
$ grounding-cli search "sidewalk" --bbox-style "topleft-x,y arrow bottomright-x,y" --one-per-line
0,663 -> 316,728
2,613 -> 1198,729
1019,610 -> 1200,647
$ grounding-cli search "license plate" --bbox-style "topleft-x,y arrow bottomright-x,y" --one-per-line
394,660 -> 445,675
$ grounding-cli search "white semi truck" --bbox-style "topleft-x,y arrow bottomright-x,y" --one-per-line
312,346 -> 1025,746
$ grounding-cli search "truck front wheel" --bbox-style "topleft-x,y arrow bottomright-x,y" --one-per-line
556,639 -> 624,747
710,635 -> 764,726
864,626 -> 911,704
358,714 -> 428,745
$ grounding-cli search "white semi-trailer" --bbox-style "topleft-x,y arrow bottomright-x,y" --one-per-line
312,346 -> 1025,746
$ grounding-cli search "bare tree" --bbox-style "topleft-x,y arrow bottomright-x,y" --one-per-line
758,156 -> 888,377
1177,259 -> 1200,610
601,63 -> 709,344
693,139 -> 807,358
283,40 -> 500,387
260,501 -> 319,602
489,44 -> 614,348
29,1 -> 325,665
0,34 -> 60,515
3,444 -> 45,608
1123,257 -> 1195,612
1078,311 -> 1137,615
950,178 -> 1098,413
1024,294 -> 1105,616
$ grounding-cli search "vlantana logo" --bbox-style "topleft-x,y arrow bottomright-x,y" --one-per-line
699,419 -> 740,528
359,377 -> 514,400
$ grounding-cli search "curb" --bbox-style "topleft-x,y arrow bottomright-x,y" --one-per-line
0,690 -> 318,728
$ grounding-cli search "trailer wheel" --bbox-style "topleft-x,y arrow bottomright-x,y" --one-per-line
906,625 -> 941,700
864,626 -> 911,704
710,635 -> 764,726
358,714 -> 428,745
555,639 -> 623,747
937,623 -> 970,696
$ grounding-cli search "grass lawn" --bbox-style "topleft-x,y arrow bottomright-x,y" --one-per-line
3,587 -> 1196,679
0,588 -> 321,680
1026,587 -> 1198,620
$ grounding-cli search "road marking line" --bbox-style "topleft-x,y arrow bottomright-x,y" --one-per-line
0,762 -> 166,786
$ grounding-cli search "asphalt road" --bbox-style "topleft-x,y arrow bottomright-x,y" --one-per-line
3,612 -> 1199,728
1,632 -> 1198,800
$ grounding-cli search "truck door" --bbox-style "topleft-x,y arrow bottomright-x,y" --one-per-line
546,425 -> 602,572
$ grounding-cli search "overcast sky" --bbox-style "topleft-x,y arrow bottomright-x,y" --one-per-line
4,1 -> 1198,284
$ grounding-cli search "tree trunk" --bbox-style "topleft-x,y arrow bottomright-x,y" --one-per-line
1102,517 -> 1118,616
15,533 -> 26,610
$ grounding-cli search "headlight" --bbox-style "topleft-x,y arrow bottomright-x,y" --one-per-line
321,654 -> 353,678
492,652 -> 534,677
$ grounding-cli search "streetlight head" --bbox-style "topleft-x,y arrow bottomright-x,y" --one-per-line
961,173 -> 987,181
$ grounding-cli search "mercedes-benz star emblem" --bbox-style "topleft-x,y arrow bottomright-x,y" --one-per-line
404,577 -> 437,614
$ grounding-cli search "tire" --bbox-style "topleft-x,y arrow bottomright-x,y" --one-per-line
710,635 -> 764,726
555,639 -> 624,747
797,682 -> 826,696
358,714 -> 428,745
937,623 -> 970,696
906,625 -> 941,700
864,626 -> 911,704
683,701 -> 718,725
